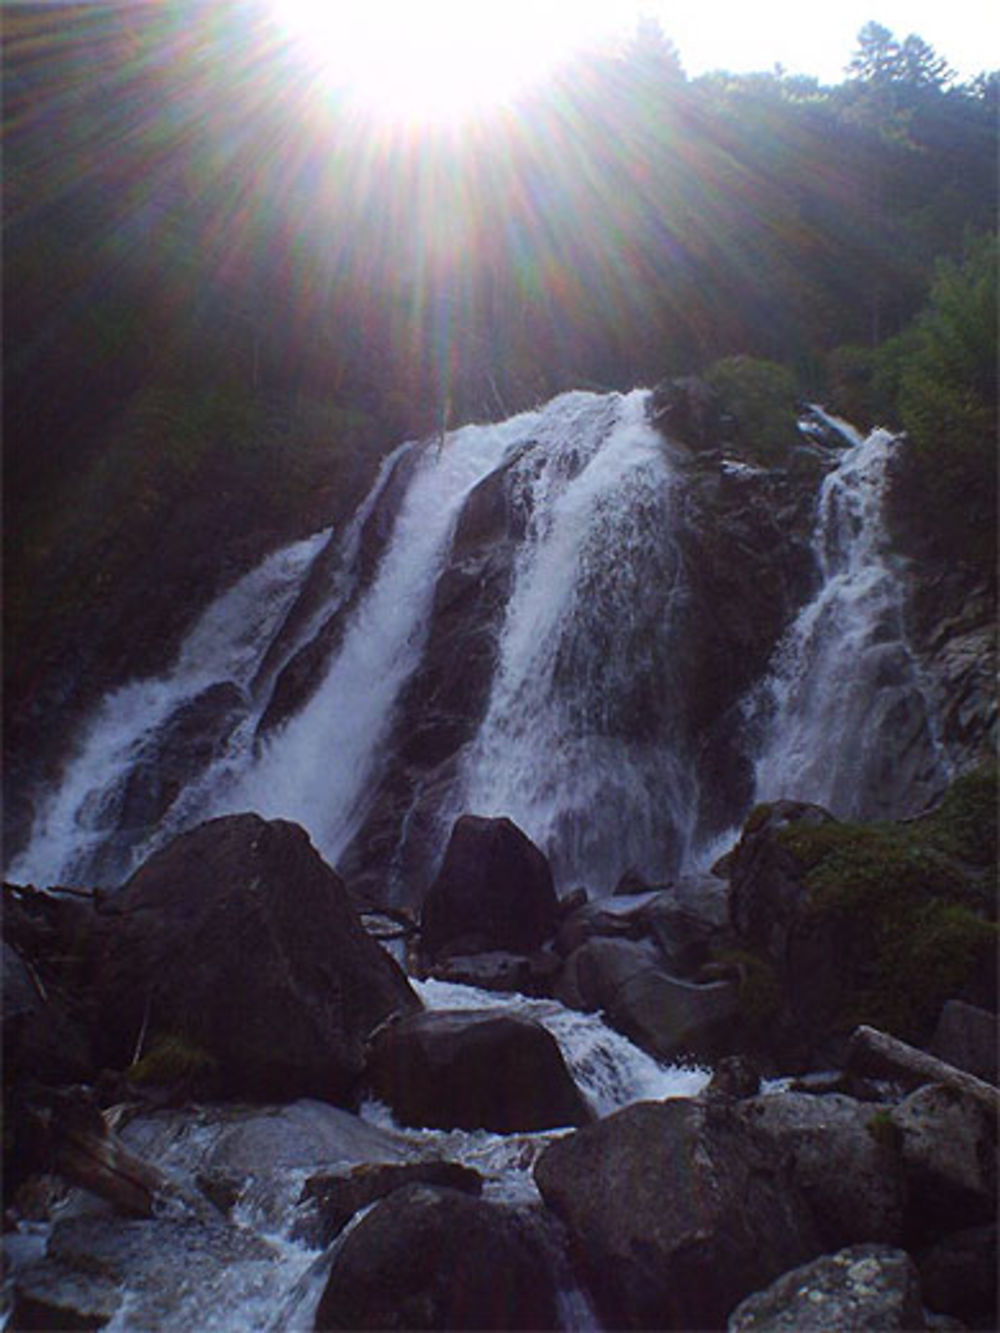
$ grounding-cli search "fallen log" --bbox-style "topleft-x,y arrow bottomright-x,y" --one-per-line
846,1025 -> 1000,1115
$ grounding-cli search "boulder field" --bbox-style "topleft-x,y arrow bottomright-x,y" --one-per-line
3,778 -> 997,1330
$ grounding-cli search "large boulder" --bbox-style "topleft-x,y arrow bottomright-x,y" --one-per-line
915,1224 -> 998,1327
726,777 -> 998,1064
727,1245 -> 926,1332
365,1009 -> 591,1133
314,1183 -> 559,1331
928,999 -> 998,1085
296,1160 -> 483,1248
90,814 -> 421,1103
555,936 -> 739,1062
891,1082 -> 998,1240
533,1097 -> 822,1330
734,1092 -> 906,1249
420,816 -> 559,959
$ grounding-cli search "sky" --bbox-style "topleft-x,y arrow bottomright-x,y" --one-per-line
636,0 -> 999,83
261,0 -> 998,123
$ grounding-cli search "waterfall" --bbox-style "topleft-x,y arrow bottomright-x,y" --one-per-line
9,396 -> 953,895
749,429 -> 950,819
7,530 -> 330,887
455,389 -> 693,892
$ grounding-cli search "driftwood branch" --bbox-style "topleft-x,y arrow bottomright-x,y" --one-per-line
846,1024 -> 999,1114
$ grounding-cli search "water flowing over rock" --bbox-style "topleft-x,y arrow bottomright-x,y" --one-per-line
748,429 -> 950,820
365,1008 -> 592,1132
6,390 -> 974,918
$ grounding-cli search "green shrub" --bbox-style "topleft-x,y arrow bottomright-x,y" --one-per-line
775,768 -> 998,1041
704,355 -> 801,464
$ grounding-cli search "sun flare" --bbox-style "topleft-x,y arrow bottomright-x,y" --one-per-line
267,0 -> 629,123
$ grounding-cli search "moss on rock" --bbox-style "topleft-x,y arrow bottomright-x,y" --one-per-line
773,768 -> 997,1042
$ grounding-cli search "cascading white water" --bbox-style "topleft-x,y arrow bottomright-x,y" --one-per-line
750,429 -> 950,818
456,389 -> 694,893
210,406 -> 548,864
8,530 -> 330,887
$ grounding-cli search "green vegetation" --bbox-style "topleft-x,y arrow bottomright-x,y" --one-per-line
710,946 -> 782,1031
777,768 -> 998,1040
866,1108 -> 903,1153
704,357 -> 800,464
129,1033 -> 218,1088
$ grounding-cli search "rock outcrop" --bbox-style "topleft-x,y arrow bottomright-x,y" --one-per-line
534,1097 -> 821,1329
727,1245 -> 927,1332
314,1183 -> 560,1331
420,815 -> 559,960
90,814 -> 421,1102
365,1008 -> 591,1133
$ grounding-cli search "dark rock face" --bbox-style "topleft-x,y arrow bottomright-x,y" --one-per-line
554,936 -> 740,1062
90,814 -> 420,1102
735,1092 -> 907,1249
427,949 -> 560,997
338,454 -> 527,905
728,801 -> 836,957
915,1224 -> 998,1326
533,1097 -> 822,1330
420,816 -> 559,959
727,1245 -> 927,1332
648,377 -> 725,452
365,1009 -> 591,1133
296,1161 -> 483,1248
314,1183 -> 560,1331
256,443 -> 422,739
891,1082 -> 998,1240
929,999 -> 998,1085
77,683 -> 248,884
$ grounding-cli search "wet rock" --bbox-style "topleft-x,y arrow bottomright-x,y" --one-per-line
704,1056 -> 761,1101
735,1092 -> 906,1249
23,1212 -> 281,1332
11,1261 -> 122,1330
728,800 -> 836,956
891,1082 -> 998,1240
365,1009 -> 591,1133
91,815 -> 420,1103
314,1183 -> 559,1331
928,1000 -> 998,1085
534,1097 -> 822,1330
420,816 -> 559,959
427,949 -> 560,997
295,1160 -> 483,1248
555,936 -> 739,1062
336,454 -> 526,905
116,682 -> 246,832
123,1100 -> 412,1181
648,376 -> 724,452
915,1224 -> 998,1326
727,1244 -> 926,1331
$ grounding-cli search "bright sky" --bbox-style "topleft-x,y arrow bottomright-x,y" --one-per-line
268,0 -> 998,123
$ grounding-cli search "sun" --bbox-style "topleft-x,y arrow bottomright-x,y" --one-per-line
266,0 -> 630,124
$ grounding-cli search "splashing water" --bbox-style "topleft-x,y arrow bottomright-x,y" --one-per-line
8,531 -> 330,887
456,389 -> 694,892
750,429 -> 950,818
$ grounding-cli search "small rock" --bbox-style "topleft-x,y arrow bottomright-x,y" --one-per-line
727,1243 -> 926,1330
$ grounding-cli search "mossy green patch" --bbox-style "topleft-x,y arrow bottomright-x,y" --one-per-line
129,1033 -> 218,1087
774,768 -> 997,1042
711,946 -> 782,1030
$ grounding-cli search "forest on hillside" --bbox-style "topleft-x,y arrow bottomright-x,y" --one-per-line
3,1 -> 997,794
